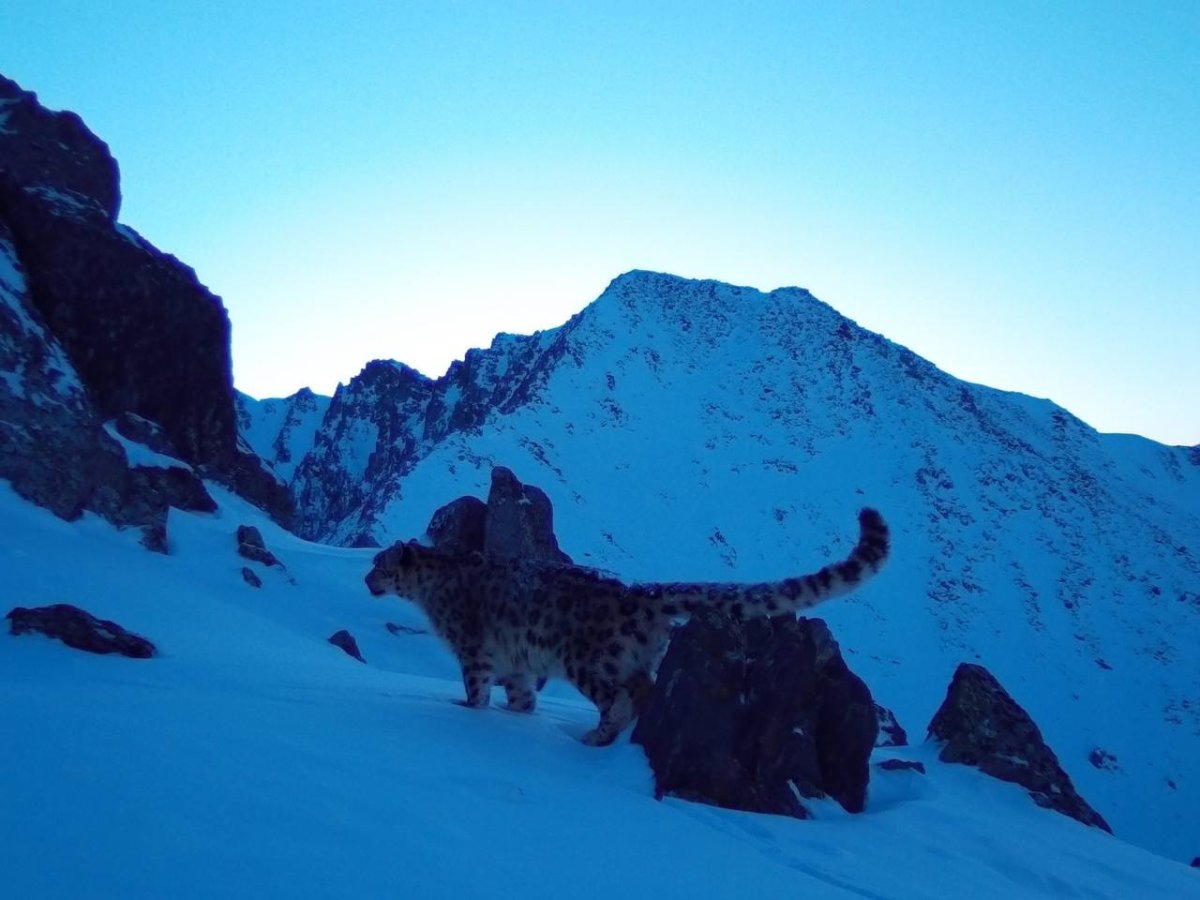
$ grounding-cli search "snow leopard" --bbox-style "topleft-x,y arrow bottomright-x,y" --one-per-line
365,508 -> 889,746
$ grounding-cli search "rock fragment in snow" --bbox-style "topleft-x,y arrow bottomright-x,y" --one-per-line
7,603 -> 156,658
927,662 -> 1110,832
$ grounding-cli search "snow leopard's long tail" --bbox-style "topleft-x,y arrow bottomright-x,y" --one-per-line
641,508 -> 890,620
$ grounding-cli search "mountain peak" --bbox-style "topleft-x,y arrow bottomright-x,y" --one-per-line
257,269 -> 1198,860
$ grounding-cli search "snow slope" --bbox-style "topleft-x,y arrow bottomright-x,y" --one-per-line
1,483 -> 1196,899
272,271 -> 1200,862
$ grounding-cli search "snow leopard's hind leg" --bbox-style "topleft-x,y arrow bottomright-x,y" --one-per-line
578,678 -> 636,747
499,672 -> 538,713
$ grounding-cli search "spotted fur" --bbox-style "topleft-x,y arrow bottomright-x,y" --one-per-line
365,508 -> 889,745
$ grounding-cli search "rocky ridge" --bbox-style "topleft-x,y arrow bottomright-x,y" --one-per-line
0,72 -> 289,532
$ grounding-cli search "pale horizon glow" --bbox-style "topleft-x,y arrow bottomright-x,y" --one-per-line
6,1 -> 1198,444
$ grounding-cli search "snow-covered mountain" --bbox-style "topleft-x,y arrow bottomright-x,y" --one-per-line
3,481 -> 1198,898
236,388 -> 330,483
240,270 -> 1200,863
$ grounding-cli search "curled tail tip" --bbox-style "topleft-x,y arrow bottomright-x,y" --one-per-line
858,507 -> 886,531
855,506 -> 890,569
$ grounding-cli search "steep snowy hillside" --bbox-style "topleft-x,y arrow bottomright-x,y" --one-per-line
2,484 -> 1197,899
274,271 -> 1200,862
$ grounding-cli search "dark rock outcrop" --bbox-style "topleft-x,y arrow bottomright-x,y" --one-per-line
0,74 -> 120,220
0,72 -> 290,529
425,466 -> 573,565
484,466 -> 571,564
7,603 -> 155,657
427,496 -> 488,554
236,525 -> 281,568
139,520 -> 168,554
241,567 -> 262,589
875,703 -> 908,747
927,662 -> 1111,832
632,610 -> 877,818
329,629 -> 365,663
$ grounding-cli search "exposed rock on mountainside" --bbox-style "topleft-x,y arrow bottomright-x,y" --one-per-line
928,663 -> 1111,832
0,72 -> 289,529
633,611 -> 877,818
236,524 -> 282,568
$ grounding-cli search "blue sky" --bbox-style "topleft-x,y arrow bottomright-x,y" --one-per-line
5,1 -> 1198,444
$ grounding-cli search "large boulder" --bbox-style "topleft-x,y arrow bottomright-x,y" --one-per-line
425,466 -> 573,565
236,525 -> 281,568
632,610 -> 877,818
7,603 -> 156,658
483,466 -> 571,563
426,496 -> 488,554
927,662 -> 1111,832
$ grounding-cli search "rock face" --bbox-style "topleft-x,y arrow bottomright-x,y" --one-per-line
632,610 -> 877,818
7,603 -> 156,658
927,663 -> 1111,832
0,72 -> 290,530
425,467 -> 572,564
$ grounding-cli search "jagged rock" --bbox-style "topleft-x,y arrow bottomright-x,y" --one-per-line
632,610 -> 877,818
0,72 -> 291,529
875,703 -> 908,747
877,758 -> 925,774
927,663 -> 1111,832
7,603 -> 155,657
328,629 -> 364,663
1190,857 -> 1198,868
0,74 -> 120,219
484,466 -> 571,564
427,496 -> 488,553
424,467 -> 572,565
241,567 -> 262,588
236,525 -> 280,568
